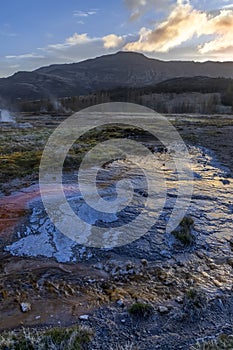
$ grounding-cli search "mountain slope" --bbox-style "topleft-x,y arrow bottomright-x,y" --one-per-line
1,51 -> 233,102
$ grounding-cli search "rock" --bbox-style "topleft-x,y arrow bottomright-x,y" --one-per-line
79,314 -> 89,321
229,239 -> 233,251
175,296 -> 184,304
121,319 -> 126,324
227,258 -> 233,267
196,251 -> 205,259
213,279 -> 222,287
141,259 -> 148,266
94,262 -> 104,270
158,306 -> 169,314
88,279 -> 96,283
160,250 -> 172,259
117,299 -> 124,307
20,302 -> 31,313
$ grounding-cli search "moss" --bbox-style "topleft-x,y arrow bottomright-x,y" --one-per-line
0,151 -> 42,183
171,216 -> 195,245
128,302 -> 153,319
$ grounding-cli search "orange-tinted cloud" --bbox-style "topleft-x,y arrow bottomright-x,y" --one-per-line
103,34 -> 124,49
124,2 -> 206,52
124,1 -> 233,56
198,10 -> 233,54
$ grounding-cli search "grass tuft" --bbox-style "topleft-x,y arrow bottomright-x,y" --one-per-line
128,302 -> 153,319
0,325 -> 94,350
171,216 -> 195,245
192,333 -> 233,349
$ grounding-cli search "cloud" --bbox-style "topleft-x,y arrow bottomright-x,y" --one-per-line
1,32 -> 123,77
222,3 -> 233,9
43,33 -> 95,52
2,1 -> 233,78
6,53 -> 45,59
124,2 -> 207,52
124,1 -> 233,56
66,33 -> 91,45
103,34 -> 124,49
124,0 -> 174,20
73,10 -> 97,17
198,10 -> 233,54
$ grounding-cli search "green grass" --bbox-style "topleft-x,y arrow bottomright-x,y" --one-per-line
0,325 -> 94,350
128,302 -> 154,319
171,216 -> 195,245
0,151 -> 42,182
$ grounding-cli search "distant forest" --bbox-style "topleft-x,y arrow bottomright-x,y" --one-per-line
17,77 -> 233,114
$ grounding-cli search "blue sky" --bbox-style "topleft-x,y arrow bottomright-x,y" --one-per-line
1,0 -> 233,77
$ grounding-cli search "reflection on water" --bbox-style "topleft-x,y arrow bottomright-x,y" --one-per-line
5,145 -> 233,262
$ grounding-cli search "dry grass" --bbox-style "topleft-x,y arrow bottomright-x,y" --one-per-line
192,333 -> 233,349
128,302 -> 154,319
110,343 -> 139,350
0,325 -> 94,350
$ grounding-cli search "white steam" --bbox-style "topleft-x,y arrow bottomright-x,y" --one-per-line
0,110 -> 16,123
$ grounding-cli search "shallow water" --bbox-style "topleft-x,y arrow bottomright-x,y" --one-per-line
4,144 -> 233,263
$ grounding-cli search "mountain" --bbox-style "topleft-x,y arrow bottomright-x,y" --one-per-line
1,51 -> 233,103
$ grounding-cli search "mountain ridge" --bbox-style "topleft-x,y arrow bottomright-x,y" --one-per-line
1,51 -> 233,103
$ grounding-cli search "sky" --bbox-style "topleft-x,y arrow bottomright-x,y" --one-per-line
0,0 -> 233,77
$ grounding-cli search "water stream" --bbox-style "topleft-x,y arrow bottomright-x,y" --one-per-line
4,145 -> 233,263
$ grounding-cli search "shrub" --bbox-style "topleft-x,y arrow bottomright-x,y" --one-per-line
171,216 -> 195,245
128,302 -> 153,319
182,288 -> 208,320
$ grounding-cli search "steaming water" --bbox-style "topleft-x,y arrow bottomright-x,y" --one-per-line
0,110 -> 16,123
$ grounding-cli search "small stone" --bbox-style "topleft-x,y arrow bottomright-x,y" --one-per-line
160,250 -> 172,259
196,251 -> 204,259
175,296 -> 184,304
121,319 -> 126,324
20,302 -> 31,313
79,314 -> 89,321
88,279 -> 96,283
117,299 -> 124,307
94,262 -> 103,270
141,259 -> 148,266
213,279 -> 222,287
227,258 -> 233,267
158,306 -> 169,314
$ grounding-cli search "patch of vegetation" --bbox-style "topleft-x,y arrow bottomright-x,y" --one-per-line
192,333 -> 233,349
171,216 -> 195,245
0,150 -> 42,183
128,302 -> 154,319
185,288 -> 207,307
0,325 -> 93,350
182,288 -> 208,320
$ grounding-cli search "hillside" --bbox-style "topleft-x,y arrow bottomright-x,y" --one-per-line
1,51 -> 233,103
